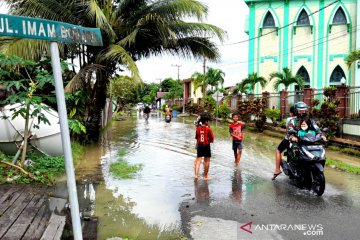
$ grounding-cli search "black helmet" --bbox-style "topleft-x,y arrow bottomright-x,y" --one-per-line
294,101 -> 308,117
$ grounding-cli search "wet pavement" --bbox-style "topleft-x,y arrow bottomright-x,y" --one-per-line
75,113 -> 360,240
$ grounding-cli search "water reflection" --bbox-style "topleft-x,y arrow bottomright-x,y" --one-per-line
194,179 -> 210,205
230,169 -> 243,203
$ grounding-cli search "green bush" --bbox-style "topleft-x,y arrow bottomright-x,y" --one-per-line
215,103 -> 231,120
279,119 -> 286,129
171,105 -> 182,111
264,108 -> 281,126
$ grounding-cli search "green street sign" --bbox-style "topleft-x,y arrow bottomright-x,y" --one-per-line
0,14 -> 103,46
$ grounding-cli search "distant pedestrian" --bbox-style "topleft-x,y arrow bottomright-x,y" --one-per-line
229,113 -> 245,166
194,113 -> 214,180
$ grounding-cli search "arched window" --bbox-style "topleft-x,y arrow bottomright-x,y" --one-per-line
330,65 -> 345,85
332,8 -> 347,24
297,9 -> 310,25
296,66 -> 310,87
263,12 -> 275,27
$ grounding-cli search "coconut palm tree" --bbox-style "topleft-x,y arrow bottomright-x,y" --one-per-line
232,82 -> 251,96
191,71 -> 206,96
206,68 -> 225,91
192,67 -> 225,96
345,49 -> 360,68
269,67 -> 304,91
241,72 -> 267,93
2,0 -> 226,140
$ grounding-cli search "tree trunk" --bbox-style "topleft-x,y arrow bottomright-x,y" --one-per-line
85,69 -> 109,141
20,104 -> 30,166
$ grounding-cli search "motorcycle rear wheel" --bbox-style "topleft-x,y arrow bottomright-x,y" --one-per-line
312,171 -> 325,196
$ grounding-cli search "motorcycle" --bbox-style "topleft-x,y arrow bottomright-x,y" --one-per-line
165,114 -> 172,123
280,130 -> 328,196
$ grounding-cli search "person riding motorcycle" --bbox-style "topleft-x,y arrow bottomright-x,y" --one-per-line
164,105 -> 172,122
143,104 -> 151,120
287,102 -> 326,148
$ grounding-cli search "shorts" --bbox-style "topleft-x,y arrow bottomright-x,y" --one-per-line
232,140 -> 243,151
197,144 -> 211,158
277,138 -> 290,152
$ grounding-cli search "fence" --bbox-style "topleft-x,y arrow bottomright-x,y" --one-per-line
348,87 -> 360,116
227,86 -> 359,118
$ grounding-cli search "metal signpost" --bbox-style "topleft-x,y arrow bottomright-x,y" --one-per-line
212,89 -> 223,127
0,13 -> 103,240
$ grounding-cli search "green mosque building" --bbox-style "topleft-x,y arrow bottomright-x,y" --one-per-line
245,0 -> 360,93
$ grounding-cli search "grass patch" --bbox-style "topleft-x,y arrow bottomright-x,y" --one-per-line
118,148 -> 127,157
328,146 -> 340,151
326,159 -> 360,174
211,124 -> 230,139
0,152 -> 65,184
327,145 -> 360,158
263,130 -> 284,139
110,161 -> 143,179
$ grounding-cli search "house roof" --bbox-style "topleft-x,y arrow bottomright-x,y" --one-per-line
157,92 -> 168,98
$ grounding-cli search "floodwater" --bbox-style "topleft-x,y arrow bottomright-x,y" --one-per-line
74,113 -> 360,240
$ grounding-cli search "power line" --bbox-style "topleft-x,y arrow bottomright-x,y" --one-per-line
218,24 -> 358,68
219,0 -> 340,46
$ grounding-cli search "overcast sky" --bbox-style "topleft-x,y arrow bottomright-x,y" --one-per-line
137,0 -> 250,87
0,0 -> 249,87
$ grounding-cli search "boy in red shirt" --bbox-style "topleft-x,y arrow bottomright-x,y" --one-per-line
194,113 -> 215,180
229,113 -> 244,166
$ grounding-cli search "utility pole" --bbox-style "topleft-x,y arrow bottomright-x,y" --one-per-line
172,64 -> 184,113
157,78 -> 162,91
202,58 -> 206,97
203,58 -> 206,76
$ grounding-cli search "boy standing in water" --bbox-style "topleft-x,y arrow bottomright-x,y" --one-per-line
229,113 -> 244,166
194,113 -> 214,180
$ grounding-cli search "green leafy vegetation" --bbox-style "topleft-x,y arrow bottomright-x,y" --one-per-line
0,142 -> 85,184
264,108 -> 281,126
118,149 -> 127,158
109,149 -> 143,179
110,161 -> 143,179
216,103 -> 231,120
309,87 -> 340,138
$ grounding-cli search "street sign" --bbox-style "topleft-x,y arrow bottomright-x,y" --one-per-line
0,13 -> 103,46
212,90 -> 223,103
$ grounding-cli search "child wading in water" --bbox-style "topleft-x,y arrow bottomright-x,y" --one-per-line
194,113 -> 214,180
229,113 -> 244,166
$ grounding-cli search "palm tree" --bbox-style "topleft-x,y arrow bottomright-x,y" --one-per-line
232,82 -> 251,96
345,49 -> 360,68
269,67 -> 304,91
2,0 -> 226,140
192,67 -> 225,97
206,68 -> 225,91
192,71 -> 206,96
241,72 -> 267,93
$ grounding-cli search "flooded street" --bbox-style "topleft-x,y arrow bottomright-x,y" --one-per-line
75,114 -> 360,240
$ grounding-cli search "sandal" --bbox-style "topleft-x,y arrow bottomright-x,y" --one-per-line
272,171 -> 282,181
